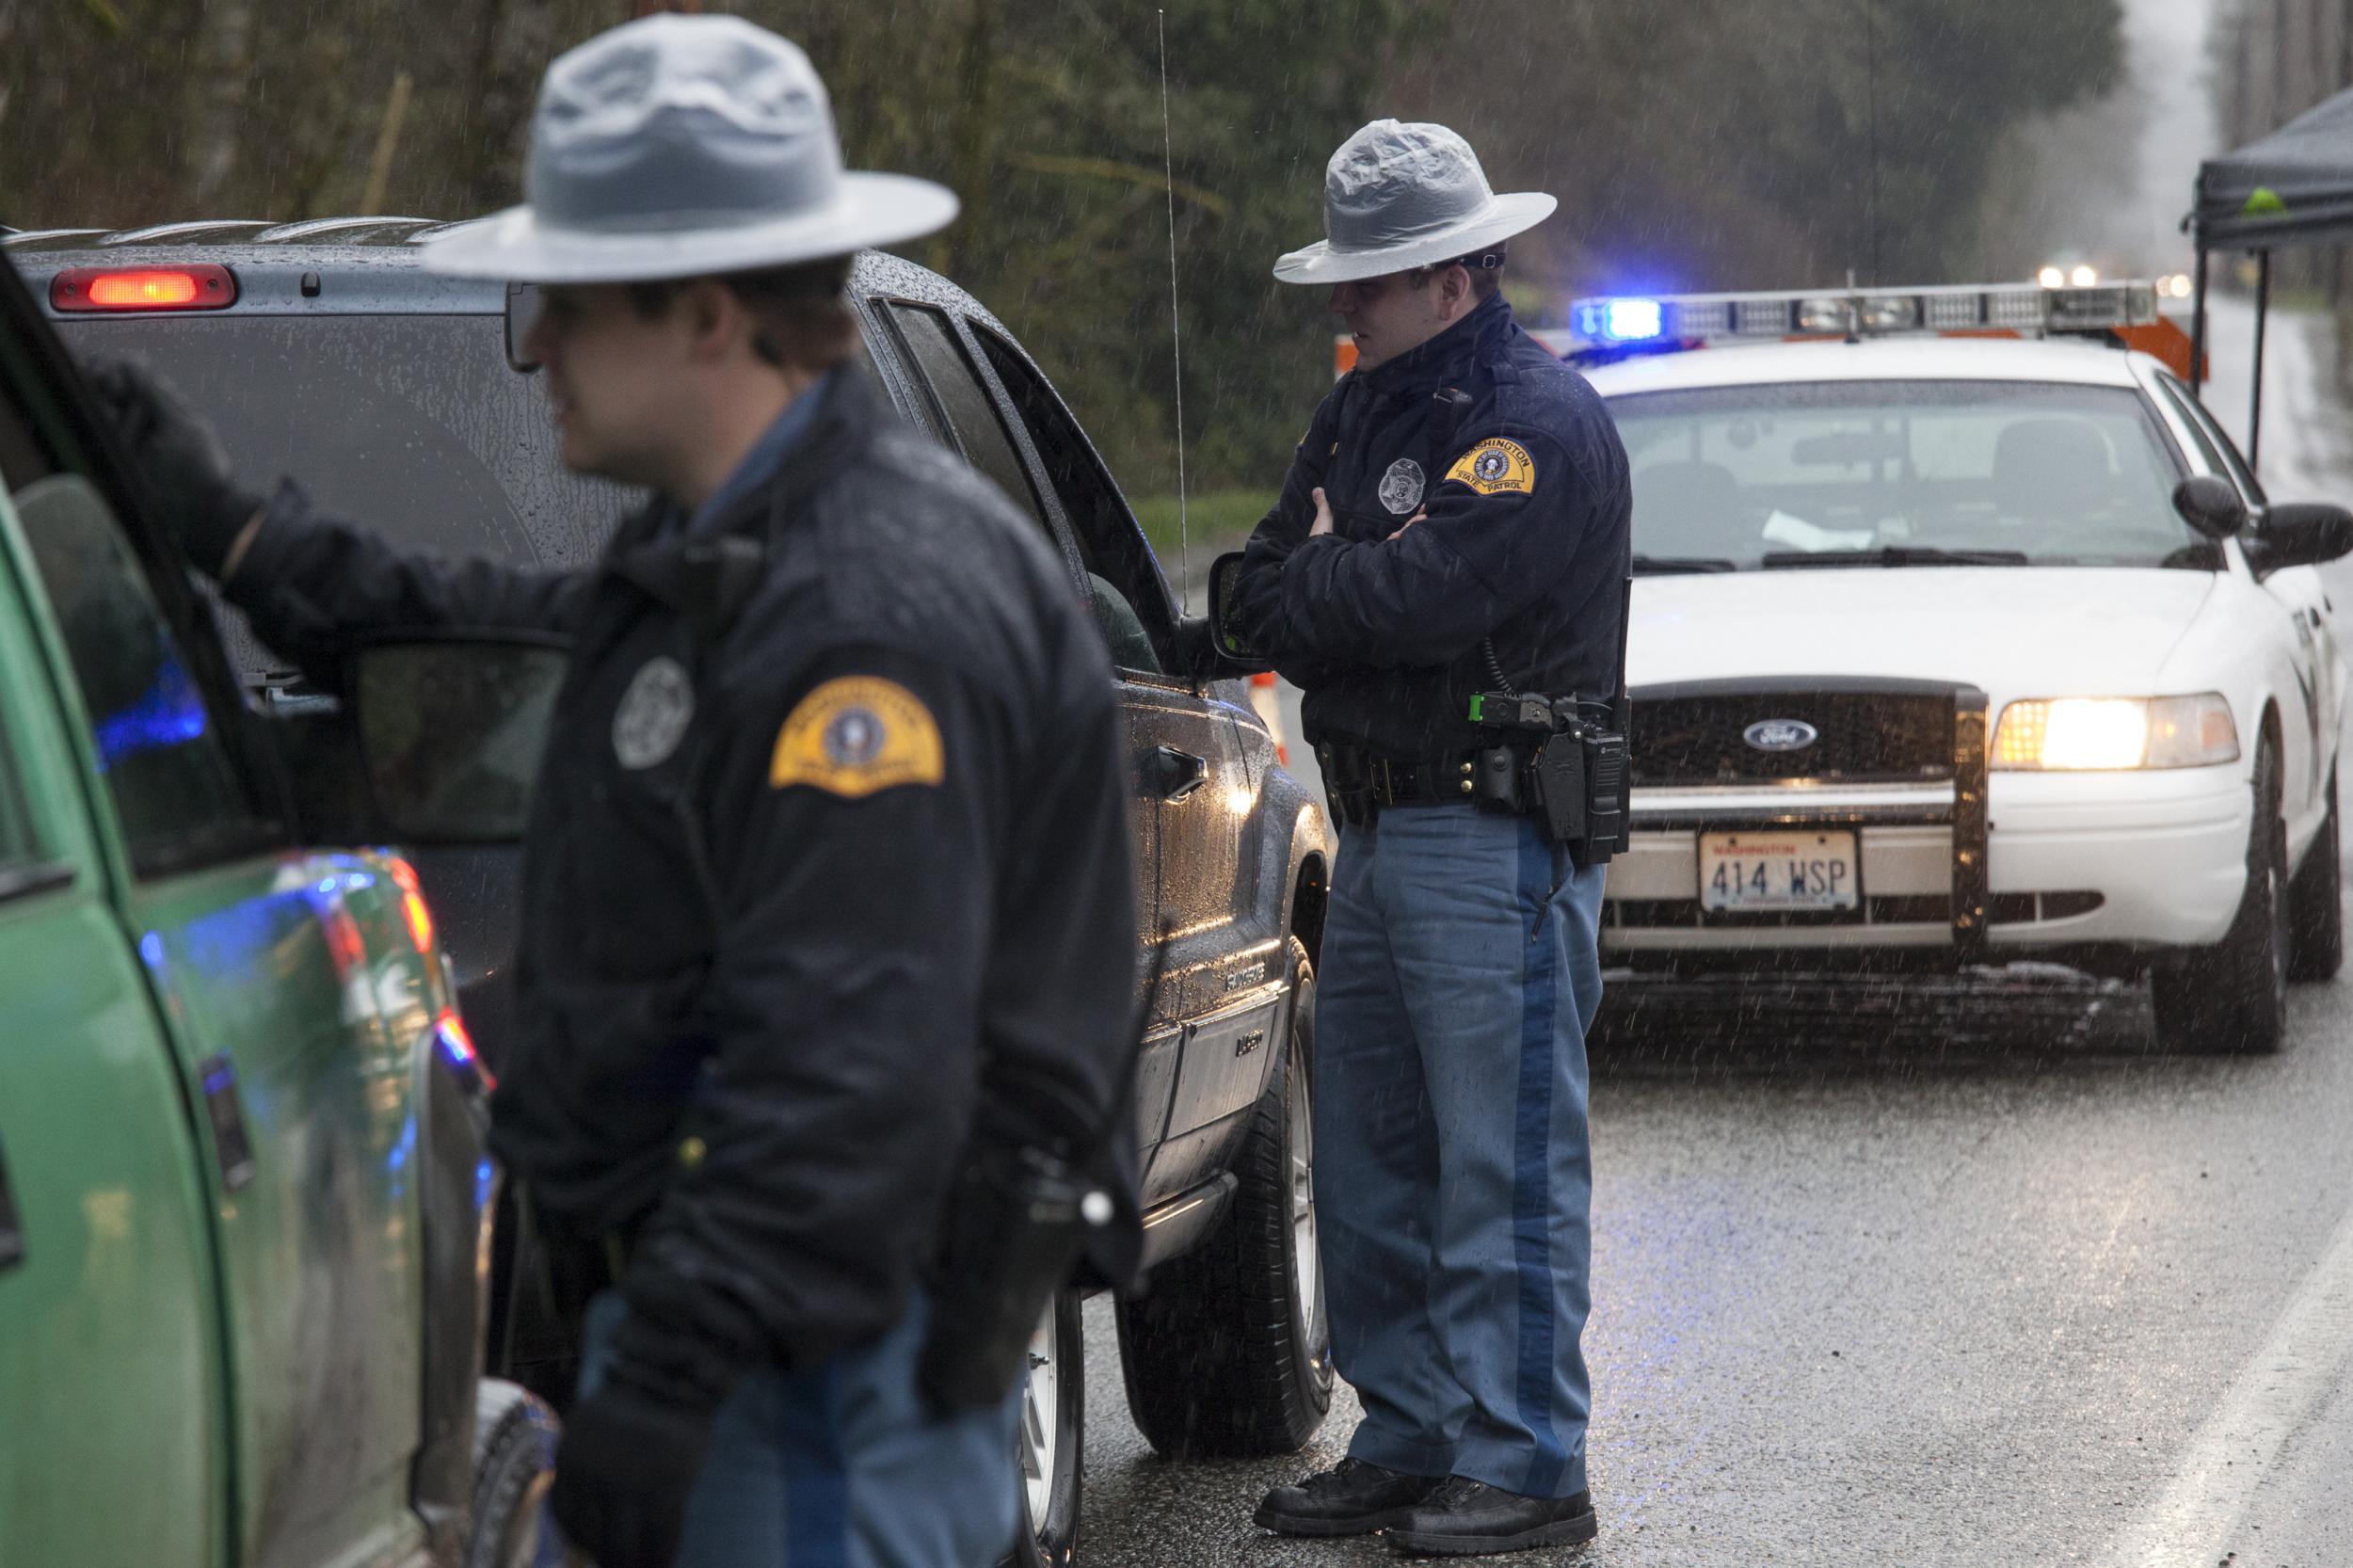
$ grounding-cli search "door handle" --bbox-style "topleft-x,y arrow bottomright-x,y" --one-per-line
199,1055 -> 257,1193
1152,745 -> 1209,801
0,1130 -> 24,1272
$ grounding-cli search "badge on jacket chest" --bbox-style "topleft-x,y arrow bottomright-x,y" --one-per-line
613,656 -> 695,770
1378,457 -> 1426,516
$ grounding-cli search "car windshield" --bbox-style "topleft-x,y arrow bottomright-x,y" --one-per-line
1610,379 -> 2194,571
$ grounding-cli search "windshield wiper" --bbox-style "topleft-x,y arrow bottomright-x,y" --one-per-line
1631,552 -> 1738,575
1758,546 -> 2030,569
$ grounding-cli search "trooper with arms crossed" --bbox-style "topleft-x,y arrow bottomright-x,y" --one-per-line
1233,120 -> 1632,1559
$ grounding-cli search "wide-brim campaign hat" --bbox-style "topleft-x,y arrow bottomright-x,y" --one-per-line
1273,119 -> 1555,286
423,14 -> 957,283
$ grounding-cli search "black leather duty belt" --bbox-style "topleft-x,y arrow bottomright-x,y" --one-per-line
1317,743 -> 1481,825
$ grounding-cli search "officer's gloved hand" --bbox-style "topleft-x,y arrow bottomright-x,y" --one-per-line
84,359 -> 266,579
548,1376 -> 712,1568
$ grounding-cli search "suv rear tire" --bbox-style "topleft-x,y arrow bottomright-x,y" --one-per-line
2153,739 -> 2289,1055
466,1379 -> 558,1568
1116,937 -> 1332,1457
2287,765 -> 2343,983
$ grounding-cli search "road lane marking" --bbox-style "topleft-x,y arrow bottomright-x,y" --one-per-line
2102,1197 -> 2353,1566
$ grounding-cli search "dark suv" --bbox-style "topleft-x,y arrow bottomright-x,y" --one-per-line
11,216 -> 1337,1562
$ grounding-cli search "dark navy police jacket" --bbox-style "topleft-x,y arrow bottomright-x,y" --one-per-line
222,367 -> 1140,1418
1232,293 -> 1633,760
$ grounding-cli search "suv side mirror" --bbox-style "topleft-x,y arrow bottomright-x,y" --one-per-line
1205,551 -> 1273,672
354,637 -> 567,843
2250,500 -> 2353,574
2173,474 -> 2247,539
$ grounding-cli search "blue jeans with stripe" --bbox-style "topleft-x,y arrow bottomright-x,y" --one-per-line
568,1288 -> 1022,1568
1316,806 -> 1604,1499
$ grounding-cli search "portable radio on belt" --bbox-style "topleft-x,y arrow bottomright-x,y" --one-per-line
1467,689 -> 1630,863
917,1143 -> 1095,1411
916,943 -> 1164,1416
1465,577 -> 1634,866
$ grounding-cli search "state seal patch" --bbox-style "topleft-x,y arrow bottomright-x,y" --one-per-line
1378,457 -> 1426,516
769,676 -> 945,798
612,656 -> 694,770
1447,437 -> 1537,497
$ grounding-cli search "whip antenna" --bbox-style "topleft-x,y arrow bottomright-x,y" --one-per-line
1157,8 -> 1190,595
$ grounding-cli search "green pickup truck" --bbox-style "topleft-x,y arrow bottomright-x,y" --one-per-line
0,260 -> 552,1565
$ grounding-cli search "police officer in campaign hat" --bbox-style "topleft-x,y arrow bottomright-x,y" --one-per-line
1229,120 -> 1632,1558
89,15 -> 1140,1568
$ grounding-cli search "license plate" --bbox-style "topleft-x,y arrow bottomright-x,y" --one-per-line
1699,830 -> 1859,914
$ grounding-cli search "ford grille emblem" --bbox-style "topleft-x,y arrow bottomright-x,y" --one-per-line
1743,718 -> 1819,752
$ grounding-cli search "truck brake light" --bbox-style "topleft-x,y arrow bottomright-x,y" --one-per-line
435,1010 -> 494,1093
51,264 -> 237,312
384,855 -> 435,954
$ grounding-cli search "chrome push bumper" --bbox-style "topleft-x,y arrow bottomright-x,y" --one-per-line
1604,684 -> 1991,955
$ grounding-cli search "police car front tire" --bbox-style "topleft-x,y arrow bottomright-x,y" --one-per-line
2153,739 -> 2289,1055
2286,767 -> 2343,983
1115,938 -> 1333,1458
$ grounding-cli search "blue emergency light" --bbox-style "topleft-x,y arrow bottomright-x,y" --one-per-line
1573,297 -> 1666,344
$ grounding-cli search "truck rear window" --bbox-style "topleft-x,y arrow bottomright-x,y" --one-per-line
56,313 -> 640,675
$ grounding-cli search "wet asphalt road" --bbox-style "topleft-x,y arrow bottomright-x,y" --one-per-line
1071,955 -> 2353,1568
1096,308 -> 2353,1565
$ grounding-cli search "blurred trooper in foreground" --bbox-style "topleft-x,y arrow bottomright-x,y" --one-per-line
1229,120 -> 1632,1558
92,15 -> 1141,1567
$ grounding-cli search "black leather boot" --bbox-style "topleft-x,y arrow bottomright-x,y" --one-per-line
1385,1476 -> 1599,1557
1254,1457 -> 1447,1537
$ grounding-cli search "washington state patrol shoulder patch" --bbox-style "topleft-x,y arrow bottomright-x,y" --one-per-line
769,676 -> 945,798
1447,438 -> 1537,497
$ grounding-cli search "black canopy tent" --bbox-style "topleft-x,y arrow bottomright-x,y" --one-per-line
2192,84 -> 2353,473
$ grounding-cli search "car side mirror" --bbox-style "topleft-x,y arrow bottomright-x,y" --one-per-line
353,637 -> 568,843
2250,500 -> 2353,573
2173,474 -> 2247,539
1205,551 -> 1273,672
1167,615 -> 1222,682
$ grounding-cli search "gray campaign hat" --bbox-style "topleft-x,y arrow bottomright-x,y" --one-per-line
1273,120 -> 1555,286
423,14 -> 957,283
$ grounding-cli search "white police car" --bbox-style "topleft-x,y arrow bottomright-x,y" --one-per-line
1563,283 -> 2352,1052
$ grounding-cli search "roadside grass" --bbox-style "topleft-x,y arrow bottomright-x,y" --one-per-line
1129,489 -> 1276,559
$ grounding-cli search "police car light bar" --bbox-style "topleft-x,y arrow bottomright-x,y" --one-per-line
1565,280 -> 2161,348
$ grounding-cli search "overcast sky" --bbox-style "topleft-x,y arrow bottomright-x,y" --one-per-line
1983,0 -> 2220,280
2121,0 -> 2222,267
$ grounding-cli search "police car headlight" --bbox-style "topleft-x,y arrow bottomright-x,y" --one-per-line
1992,695 -> 2239,770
